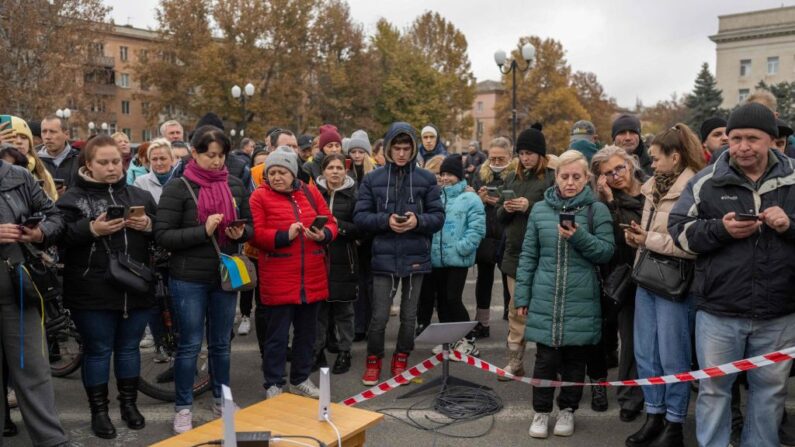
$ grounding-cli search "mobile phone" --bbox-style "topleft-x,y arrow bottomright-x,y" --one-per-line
310,215 -> 328,231
106,205 -> 126,220
394,214 -> 409,223
21,215 -> 44,229
53,178 -> 65,189
485,186 -> 499,197
501,189 -> 517,201
128,206 -> 145,218
735,213 -> 760,221
230,219 -> 247,228
0,115 -> 10,128
560,212 -> 576,229
619,223 -> 632,229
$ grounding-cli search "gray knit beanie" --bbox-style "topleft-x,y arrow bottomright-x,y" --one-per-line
265,146 -> 299,177
347,129 -> 372,155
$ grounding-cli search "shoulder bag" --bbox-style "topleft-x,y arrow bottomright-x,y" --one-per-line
631,210 -> 693,301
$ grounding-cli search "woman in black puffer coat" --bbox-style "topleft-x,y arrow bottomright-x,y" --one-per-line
56,135 -> 157,439
314,154 -> 359,374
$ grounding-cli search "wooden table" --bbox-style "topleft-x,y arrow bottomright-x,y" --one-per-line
151,393 -> 383,447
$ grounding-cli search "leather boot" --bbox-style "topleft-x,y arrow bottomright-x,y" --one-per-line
117,377 -> 145,430
625,413 -> 664,447
86,383 -> 116,439
498,344 -> 525,382
648,420 -> 684,447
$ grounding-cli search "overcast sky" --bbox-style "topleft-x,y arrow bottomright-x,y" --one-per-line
105,0 -> 795,108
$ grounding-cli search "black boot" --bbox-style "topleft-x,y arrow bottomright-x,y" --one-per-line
3,416 -> 17,437
332,351 -> 351,374
86,384 -> 116,439
648,421 -> 684,447
625,413 -> 665,447
117,377 -> 145,430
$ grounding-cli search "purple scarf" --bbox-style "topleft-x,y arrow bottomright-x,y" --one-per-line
183,159 -> 237,245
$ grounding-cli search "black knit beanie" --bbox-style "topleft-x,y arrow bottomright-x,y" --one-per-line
516,127 -> 546,156
611,114 -> 641,139
195,112 -> 225,131
699,116 -> 727,142
726,103 -> 778,138
440,154 -> 464,180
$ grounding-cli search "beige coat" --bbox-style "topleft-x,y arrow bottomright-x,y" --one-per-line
636,168 -> 696,262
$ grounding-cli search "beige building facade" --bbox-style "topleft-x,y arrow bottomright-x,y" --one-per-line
711,6 -> 795,109
471,80 -> 504,149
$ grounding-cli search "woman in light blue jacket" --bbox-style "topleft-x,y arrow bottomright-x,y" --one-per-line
423,154 -> 485,330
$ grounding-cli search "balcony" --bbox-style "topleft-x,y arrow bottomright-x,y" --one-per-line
91,55 -> 115,67
85,82 -> 116,96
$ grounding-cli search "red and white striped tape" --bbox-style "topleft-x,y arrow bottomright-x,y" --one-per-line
341,346 -> 795,406
341,352 -> 444,406
449,346 -> 795,388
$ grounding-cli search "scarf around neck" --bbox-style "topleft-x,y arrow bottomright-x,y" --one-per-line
652,170 -> 680,205
183,159 -> 237,245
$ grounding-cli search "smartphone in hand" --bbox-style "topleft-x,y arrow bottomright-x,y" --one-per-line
106,205 -> 126,220
559,213 -> 576,229
310,215 -> 328,231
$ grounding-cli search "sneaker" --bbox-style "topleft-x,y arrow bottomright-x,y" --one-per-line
153,346 -> 171,364
452,337 -> 479,359
390,305 -> 399,316
362,355 -> 382,386
290,379 -> 320,399
553,408 -> 575,437
265,385 -> 283,400
390,352 -> 409,378
237,316 -> 251,335
7,389 -> 17,409
467,323 -> 490,339
529,412 -> 550,438
211,401 -> 240,418
173,409 -> 192,434
431,344 -> 444,355
139,329 -> 155,349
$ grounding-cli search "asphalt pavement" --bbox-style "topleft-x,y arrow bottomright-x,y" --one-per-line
5,274 -> 795,446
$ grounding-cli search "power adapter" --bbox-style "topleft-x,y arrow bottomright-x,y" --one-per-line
234,431 -> 271,446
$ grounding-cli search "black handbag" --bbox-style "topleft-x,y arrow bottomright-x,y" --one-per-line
102,238 -> 153,294
602,263 -> 635,306
630,211 -> 693,302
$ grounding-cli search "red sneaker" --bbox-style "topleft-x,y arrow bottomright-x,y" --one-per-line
361,355 -> 382,386
390,352 -> 409,378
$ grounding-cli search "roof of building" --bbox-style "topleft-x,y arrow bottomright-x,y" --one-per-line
476,80 -> 504,93
710,6 -> 795,43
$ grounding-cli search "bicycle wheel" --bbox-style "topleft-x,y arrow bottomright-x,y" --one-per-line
138,342 -> 211,402
49,319 -> 83,377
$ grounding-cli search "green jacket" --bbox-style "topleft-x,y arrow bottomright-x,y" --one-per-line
514,186 -> 615,347
496,170 -> 550,278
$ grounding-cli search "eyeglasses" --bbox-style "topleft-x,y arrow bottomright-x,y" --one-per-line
603,164 -> 628,179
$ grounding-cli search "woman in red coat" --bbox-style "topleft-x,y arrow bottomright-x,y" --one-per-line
249,147 -> 338,399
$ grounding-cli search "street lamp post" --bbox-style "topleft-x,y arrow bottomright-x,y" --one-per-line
231,83 -> 255,141
101,122 -> 108,134
494,43 -> 535,145
56,108 -> 72,129
88,122 -> 96,136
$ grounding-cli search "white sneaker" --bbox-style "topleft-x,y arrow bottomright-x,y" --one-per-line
7,389 -> 17,408
290,379 -> 320,399
173,409 -> 192,434
265,385 -> 283,400
237,316 -> 251,335
452,337 -> 479,360
553,408 -> 575,437
153,346 -> 171,363
140,328 -> 155,348
212,401 -> 240,418
529,412 -> 550,438
432,344 -> 444,355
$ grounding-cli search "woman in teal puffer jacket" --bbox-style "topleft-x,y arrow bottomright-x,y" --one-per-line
515,150 -> 615,439
424,155 -> 485,326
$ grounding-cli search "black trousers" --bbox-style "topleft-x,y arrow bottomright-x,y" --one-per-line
532,343 -> 591,413
475,261 -> 510,310
262,302 -> 320,388
417,267 -> 470,326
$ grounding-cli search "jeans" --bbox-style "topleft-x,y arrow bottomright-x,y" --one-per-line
263,302 -> 320,388
617,303 -> 644,412
532,343 -> 590,413
170,278 -> 237,410
695,311 -> 795,447
367,274 -> 423,357
633,288 -> 694,423
71,309 -> 150,387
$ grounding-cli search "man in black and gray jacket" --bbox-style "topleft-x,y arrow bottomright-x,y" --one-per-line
669,102 -> 795,447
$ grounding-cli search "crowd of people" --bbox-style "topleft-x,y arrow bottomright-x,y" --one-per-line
0,88 -> 793,447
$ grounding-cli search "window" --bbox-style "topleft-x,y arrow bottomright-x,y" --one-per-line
768,56 -> 779,75
139,49 -> 148,62
123,128 -> 131,139
739,88 -> 750,102
142,129 -> 152,141
740,59 -> 751,77
476,101 -> 483,113
120,46 -> 128,62
121,100 -> 130,114
119,73 -> 130,88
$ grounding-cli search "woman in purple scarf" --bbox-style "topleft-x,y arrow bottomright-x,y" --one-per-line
154,125 -> 252,434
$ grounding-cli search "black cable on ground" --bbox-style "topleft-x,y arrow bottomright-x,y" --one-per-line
376,385 -> 503,445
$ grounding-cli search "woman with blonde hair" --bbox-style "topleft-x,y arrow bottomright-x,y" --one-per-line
111,132 -> 133,171
515,149 -> 615,439
133,139 -> 175,204
623,123 -> 703,447
0,116 -> 59,199
588,145 -> 647,416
